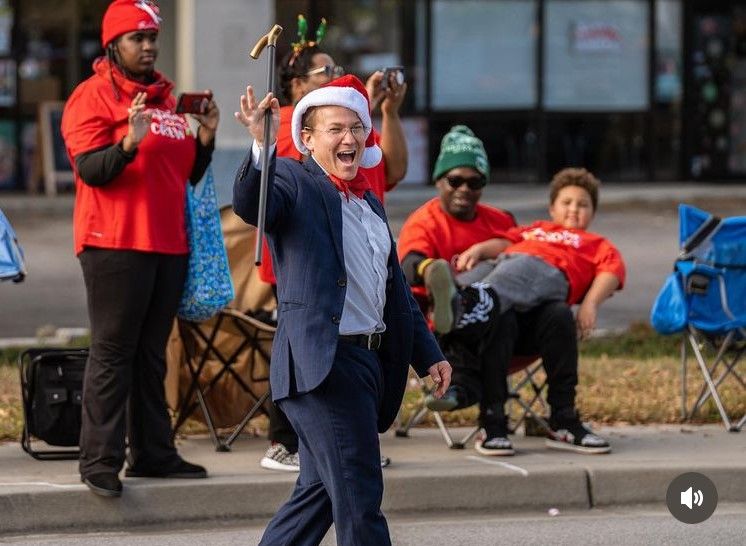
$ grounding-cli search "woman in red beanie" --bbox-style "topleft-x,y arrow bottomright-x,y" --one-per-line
61,0 -> 218,498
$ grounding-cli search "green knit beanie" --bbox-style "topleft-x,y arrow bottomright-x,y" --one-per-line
432,125 -> 490,181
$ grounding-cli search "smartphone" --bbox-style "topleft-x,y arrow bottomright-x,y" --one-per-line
381,66 -> 405,90
176,92 -> 213,115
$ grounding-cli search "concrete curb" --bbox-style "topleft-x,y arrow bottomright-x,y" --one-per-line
588,463 -> 746,506
1,461 -> 744,535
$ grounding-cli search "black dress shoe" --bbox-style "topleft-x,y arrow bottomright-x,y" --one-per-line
125,458 -> 207,479
82,472 -> 122,497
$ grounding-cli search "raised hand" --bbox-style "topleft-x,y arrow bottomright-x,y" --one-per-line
365,70 -> 407,115
234,85 -> 280,146
123,92 -> 152,152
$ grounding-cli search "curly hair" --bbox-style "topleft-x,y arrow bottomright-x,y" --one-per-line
278,44 -> 324,105
549,167 -> 600,211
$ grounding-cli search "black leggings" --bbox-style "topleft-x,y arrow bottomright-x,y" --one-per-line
78,248 -> 187,477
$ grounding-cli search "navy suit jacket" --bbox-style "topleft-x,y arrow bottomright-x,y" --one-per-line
233,151 -> 444,432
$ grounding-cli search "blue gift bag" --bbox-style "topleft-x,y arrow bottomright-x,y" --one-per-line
0,207 -> 26,283
177,168 -> 234,322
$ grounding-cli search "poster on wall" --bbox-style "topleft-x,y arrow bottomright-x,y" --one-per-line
544,0 -> 649,111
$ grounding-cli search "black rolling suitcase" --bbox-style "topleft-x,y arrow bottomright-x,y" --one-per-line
19,348 -> 88,460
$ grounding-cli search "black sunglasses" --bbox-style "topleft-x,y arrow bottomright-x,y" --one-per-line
445,175 -> 486,190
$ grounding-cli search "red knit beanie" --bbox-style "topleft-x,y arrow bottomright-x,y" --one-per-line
101,0 -> 161,47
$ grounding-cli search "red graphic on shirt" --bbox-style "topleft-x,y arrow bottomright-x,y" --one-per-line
520,227 -> 581,249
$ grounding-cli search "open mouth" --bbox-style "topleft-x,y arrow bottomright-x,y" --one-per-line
336,150 -> 356,165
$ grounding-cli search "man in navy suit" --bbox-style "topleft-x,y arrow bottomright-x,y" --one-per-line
233,75 -> 451,546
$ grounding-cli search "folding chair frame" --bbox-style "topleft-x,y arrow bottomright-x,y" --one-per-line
681,326 -> 745,432
173,309 -> 274,451
395,360 -> 551,449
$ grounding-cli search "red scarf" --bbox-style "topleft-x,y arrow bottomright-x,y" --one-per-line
327,171 -> 371,200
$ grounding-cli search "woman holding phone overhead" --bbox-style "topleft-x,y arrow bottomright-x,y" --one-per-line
61,0 -> 219,498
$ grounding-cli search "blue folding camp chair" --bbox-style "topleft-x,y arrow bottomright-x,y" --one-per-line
0,207 -> 26,283
651,204 -> 745,432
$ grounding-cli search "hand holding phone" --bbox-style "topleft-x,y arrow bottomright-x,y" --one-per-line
381,66 -> 405,90
176,91 -> 213,115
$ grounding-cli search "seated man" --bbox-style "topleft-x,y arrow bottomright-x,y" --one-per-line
399,143 -> 623,455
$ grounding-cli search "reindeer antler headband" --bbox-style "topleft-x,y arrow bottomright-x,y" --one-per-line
288,14 -> 327,66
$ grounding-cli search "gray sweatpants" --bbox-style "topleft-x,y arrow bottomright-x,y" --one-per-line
456,254 -> 568,313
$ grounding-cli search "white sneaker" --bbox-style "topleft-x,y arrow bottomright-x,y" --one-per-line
260,444 -> 300,472
475,435 -> 514,456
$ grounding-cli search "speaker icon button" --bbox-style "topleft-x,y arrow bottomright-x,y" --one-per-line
680,486 -> 704,509
666,472 -> 718,524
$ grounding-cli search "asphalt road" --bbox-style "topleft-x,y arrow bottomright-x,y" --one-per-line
2,191 -> 744,338
5,504 -> 746,545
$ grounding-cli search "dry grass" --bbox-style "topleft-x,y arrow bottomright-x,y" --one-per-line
1,332 -> 743,441
398,353 -> 745,428
0,366 -> 24,441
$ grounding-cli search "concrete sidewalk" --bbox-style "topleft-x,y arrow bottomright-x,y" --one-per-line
1,425 -> 744,535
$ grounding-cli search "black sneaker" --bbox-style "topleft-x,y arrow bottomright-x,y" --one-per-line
546,410 -> 611,454
125,458 -> 208,478
82,472 -> 122,497
454,284 -> 497,331
475,407 -> 514,456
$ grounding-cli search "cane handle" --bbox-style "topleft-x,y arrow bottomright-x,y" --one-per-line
250,24 -> 283,59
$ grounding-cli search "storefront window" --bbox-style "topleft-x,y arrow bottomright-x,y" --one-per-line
546,113 -> 647,180
0,0 -> 15,189
654,0 -> 682,180
431,0 -> 537,110
544,0 -> 649,111
729,6 -> 746,174
0,0 -> 107,191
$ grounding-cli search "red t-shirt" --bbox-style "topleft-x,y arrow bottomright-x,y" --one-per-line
503,220 -> 626,304
258,104 -> 389,284
62,58 -> 196,256
397,198 -> 517,303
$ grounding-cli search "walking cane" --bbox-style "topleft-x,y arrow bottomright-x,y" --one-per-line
249,24 -> 283,265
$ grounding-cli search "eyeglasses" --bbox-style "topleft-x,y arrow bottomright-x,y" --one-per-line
306,64 -> 345,78
303,125 -> 368,139
445,175 -> 486,191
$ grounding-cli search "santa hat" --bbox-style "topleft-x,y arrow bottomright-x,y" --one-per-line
291,74 -> 382,168
101,0 -> 161,47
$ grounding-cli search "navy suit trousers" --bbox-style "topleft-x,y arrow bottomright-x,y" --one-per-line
259,342 -> 391,546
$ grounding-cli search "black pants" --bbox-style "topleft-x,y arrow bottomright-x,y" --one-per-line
446,300 -> 578,423
78,248 -> 188,477
267,385 -> 299,451
266,285 -> 299,452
